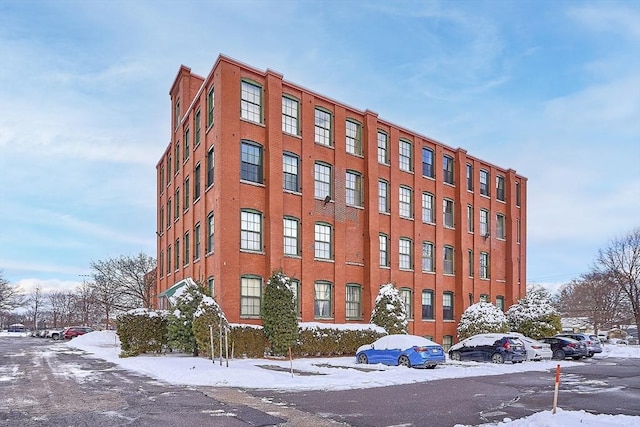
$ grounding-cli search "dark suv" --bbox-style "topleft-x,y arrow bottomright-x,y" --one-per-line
63,326 -> 94,340
448,333 -> 527,364
542,336 -> 588,360
555,333 -> 602,357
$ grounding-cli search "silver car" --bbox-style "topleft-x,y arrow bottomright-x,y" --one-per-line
510,333 -> 552,361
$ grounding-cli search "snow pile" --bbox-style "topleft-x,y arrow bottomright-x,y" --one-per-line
463,408 -> 638,426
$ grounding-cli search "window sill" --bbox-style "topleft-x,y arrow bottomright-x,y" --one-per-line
240,180 -> 266,188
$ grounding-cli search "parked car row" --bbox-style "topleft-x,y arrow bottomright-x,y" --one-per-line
29,326 -> 94,340
355,331 -> 610,369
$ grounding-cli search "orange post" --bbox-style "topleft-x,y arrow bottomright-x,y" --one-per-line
552,364 -> 561,414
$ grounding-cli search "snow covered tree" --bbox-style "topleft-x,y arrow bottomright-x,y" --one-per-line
507,285 -> 561,339
167,283 -> 205,356
370,283 -> 408,335
192,295 -> 229,358
261,270 -> 298,356
457,302 -> 509,340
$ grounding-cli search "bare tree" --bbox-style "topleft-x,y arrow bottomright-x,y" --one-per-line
73,282 -> 98,326
26,285 -> 47,330
90,253 -> 156,309
0,271 -> 24,312
47,291 -> 67,328
596,228 -> 640,333
555,271 -> 628,332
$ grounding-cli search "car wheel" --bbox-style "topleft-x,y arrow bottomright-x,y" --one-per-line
357,353 -> 368,364
398,355 -> 411,368
586,353 -> 594,358
450,351 -> 461,361
491,353 -> 505,364
52,333 -> 59,340
553,350 -> 565,360
426,365 -> 436,369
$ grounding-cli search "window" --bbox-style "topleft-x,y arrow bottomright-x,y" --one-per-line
195,109 -> 201,147
345,120 -> 362,155
399,238 -> 412,270
400,288 -> 412,319
443,199 -> 454,228
377,131 -> 389,164
241,141 -> 263,184
496,175 -> 505,201
174,187 -> 180,219
167,245 -> 172,274
206,212 -> 214,254
207,277 -> 215,297
443,245 -> 454,275
314,281 -> 332,318
175,238 -> 180,270
346,284 -> 362,319
399,186 -> 413,219
290,279 -> 301,317
314,222 -> 332,260
422,290 -> 434,320
467,205 -> 474,233
184,127 -> 190,162
378,180 -> 389,213
174,99 -> 180,129
160,166 -> 165,193
314,108 -> 332,146
206,147 -> 214,187
379,233 -> 389,267
159,250 -> 164,278
496,214 -> 505,239
480,209 -> 489,237
282,96 -> 299,135
496,296 -> 505,311
422,192 -> 434,223
184,177 -> 190,209
167,155 -> 171,181
183,232 -> 189,266
468,249 -> 474,277
175,142 -> 180,172
241,210 -> 262,252
241,80 -> 262,123
422,147 -> 434,178
442,335 -> 453,351
443,155 -> 454,185
480,169 -> 490,196
480,252 -> 490,279
399,139 -> 412,172
443,292 -> 454,321
207,86 -> 214,127
466,163 -> 473,191
194,163 -> 201,200
314,162 -> 332,200
422,241 -> 434,272
194,223 -> 201,261
283,153 -> 300,192
240,276 -> 262,317
516,218 -> 521,243
159,207 -> 164,234
516,182 -> 521,207
283,217 -> 300,256
345,171 -> 363,207
166,199 -> 171,228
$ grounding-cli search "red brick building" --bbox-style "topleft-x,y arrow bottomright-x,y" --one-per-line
155,54 -> 527,347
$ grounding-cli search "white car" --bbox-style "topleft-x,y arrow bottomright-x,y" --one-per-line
47,328 -> 67,340
510,332 -> 552,361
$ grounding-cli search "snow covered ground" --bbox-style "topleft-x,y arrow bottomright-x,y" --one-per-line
3,330 -> 639,426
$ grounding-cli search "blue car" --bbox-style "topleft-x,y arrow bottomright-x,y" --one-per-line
448,333 -> 527,364
356,334 -> 446,369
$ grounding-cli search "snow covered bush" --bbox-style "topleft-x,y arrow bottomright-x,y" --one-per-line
261,270 -> 298,356
506,285 -> 561,339
370,283 -> 408,335
457,302 -> 509,340
192,295 -> 229,358
116,308 -> 168,358
167,283 -> 206,356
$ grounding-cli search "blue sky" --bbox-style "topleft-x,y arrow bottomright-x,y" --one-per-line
1,0 -> 639,295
